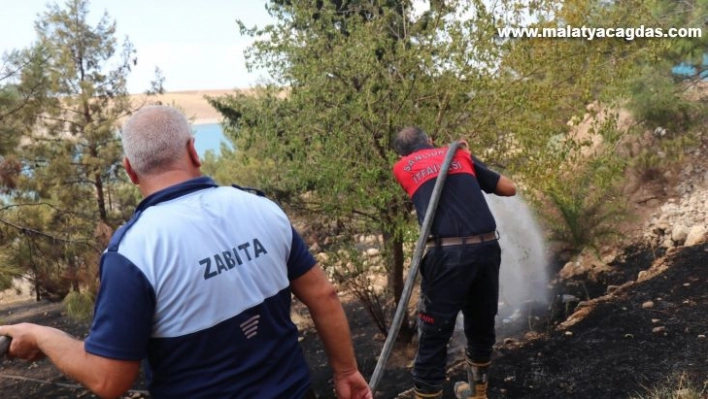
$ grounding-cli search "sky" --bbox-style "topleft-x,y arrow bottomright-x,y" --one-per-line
0,0 -> 274,93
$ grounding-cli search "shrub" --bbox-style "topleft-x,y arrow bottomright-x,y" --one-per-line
631,372 -> 707,399
63,290 -> 94,322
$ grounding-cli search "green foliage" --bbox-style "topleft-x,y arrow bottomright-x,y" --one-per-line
540,114 -> 630,257
200,139 -> 275,191
620,0 -> 708,132
0,255 -> 21,292
0,0 -> 136,299
0,0 -> 154,301
326,243 -> 389,336
626,66 -> 698,130
63,290 -> 94,321
0,202 -> 102,300
213,1 -> 508,334
642,0 -> 708,67
543,170 -> 627,258
0,47 -> 49,192
21,0 -> 134,223
205,0 -> 683,334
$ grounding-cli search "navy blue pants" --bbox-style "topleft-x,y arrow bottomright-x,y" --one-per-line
412,240 -> 501,392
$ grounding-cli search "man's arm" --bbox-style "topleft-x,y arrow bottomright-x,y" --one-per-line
0,323 -> 140,398
470,154 -> 516,197
291,264 -> 372,399
495,175 -> 516,196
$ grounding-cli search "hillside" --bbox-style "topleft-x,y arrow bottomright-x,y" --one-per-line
129,89 -> 235,124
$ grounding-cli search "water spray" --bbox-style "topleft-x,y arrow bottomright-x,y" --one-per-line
447,193 -> 550,362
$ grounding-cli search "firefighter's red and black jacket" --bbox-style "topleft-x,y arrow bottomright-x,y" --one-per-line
393,145 -> 500,238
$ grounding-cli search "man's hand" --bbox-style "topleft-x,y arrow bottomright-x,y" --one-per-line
0,323 -> 46,361
1,323 -> 140,398
333,369 -> 373,399
458,139 -> 470,152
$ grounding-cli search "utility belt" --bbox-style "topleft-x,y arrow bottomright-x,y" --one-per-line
426,231 -> 499,250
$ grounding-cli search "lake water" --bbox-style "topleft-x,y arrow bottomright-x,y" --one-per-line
193,123 -> 231,156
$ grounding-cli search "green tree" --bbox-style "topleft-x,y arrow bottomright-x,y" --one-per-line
623,0 -> 708,130
21,0 -> 135,223
0,47 -> 53,291
0,46 -> 49,191
0,0 -> 146,302
210,0 -> 682,339
211,0 -> 510,340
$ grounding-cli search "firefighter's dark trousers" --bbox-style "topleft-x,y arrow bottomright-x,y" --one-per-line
412,240 -> 501,393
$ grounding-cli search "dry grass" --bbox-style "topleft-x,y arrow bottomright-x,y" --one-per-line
631,372 -> 708,399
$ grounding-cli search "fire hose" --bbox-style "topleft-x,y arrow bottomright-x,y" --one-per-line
368,141 -> 461,394
0,335 -> 9,357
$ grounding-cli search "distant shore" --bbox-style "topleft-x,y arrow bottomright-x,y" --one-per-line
129,89 -> 238,125
193,118 -> 222,125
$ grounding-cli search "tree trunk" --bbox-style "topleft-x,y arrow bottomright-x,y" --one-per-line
89,145 -> 108,223
382,211 -> 415,343
32,269 -> 41,302
94,172 -> 107,223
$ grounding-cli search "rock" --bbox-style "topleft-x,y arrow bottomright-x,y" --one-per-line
365,248 -> 380,257
671,223 -> 689,244
652,326 -> 666,334
315,252 -> 329,263
641,301 -> 655,309
652,220 -> 670,235
661,237 -> 674,249
685,225 -> 707,246
560,294 -> 580,303
559,261 -> 583,279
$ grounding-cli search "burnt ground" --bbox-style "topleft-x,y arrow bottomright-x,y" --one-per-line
0,241 -> 706,398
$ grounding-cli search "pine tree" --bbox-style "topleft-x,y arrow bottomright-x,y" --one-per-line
2,0 -> 144,301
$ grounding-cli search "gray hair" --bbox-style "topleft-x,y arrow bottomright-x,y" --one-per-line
393,126 -> 430,156
120,105 -> 193,175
